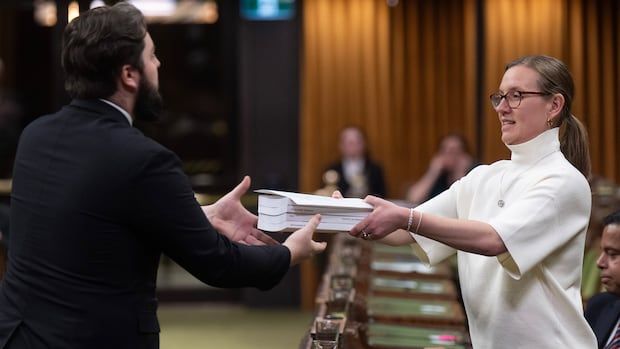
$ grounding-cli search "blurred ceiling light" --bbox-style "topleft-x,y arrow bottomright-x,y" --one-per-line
174,1 -> 218,24
88,0 -> 217,24
91,0 -> 176,16
68,1 -> 80,22
34,0 -> 57,27
90,0 -> 105,9
200,1 -> 218,24
130,0 -> 176,17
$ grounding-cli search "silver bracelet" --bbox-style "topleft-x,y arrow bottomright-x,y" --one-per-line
406,208 -> 414,231
414,211 -> 423,235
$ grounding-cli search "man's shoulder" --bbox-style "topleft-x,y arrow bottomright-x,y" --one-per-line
586,292 -> 620,315
105,127 -> 176,169
24,104 -> 174,166
588,292 -> 620,305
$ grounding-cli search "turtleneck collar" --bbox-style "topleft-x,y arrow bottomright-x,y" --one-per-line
506,127 -> 560,165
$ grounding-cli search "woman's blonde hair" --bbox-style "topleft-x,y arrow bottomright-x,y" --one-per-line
506,55 -> 591,178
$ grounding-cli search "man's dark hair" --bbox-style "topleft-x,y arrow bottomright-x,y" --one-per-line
603,210 -> 620,227
62,2 -> 146,99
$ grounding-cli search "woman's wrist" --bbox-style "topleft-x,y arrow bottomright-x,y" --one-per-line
404,208 -> 424,235
406,207 -> 415,231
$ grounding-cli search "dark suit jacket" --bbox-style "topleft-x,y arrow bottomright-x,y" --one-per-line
585,292 -> 620,349
327,159 -> 386,198
0,99 -> 290,349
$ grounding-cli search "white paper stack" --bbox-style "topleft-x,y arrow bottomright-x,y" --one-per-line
255,189 -> 373,232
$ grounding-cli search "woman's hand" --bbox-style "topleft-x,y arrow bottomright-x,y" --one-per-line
350,196 -> 408,240
331,190 -> 343,199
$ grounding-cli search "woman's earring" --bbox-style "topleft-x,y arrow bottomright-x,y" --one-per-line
546,118 -> 554,128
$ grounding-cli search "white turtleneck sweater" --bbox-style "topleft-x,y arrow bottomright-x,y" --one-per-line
410,128 -> 597,348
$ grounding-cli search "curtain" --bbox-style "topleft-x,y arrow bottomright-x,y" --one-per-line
300,0 -> 476,309
566,0 -> 620,183
300,0 -> 477,198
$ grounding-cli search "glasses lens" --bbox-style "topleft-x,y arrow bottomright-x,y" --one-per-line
507,91 -> 522,108
490,93 -> 503,108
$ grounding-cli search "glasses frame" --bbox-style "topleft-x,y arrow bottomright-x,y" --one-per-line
489,90 -> 550,109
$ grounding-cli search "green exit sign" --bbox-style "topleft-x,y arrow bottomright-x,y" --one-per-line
241,0 -> 296,20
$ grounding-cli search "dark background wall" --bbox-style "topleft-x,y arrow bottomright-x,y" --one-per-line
238,6 -> 300,192
236,1 -> 302,307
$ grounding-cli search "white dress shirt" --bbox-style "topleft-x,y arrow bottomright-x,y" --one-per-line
99,99 -> 133,126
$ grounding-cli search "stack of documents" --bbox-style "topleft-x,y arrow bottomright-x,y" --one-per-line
255,189 -> 372,232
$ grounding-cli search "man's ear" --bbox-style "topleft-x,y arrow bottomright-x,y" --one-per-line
119,64 -> 140,92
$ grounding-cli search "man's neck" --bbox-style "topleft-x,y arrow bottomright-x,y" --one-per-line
106,92 -> 135,122
100,95 -> 134,126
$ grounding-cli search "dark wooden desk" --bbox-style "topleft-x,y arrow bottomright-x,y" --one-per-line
302,235 -> 470,349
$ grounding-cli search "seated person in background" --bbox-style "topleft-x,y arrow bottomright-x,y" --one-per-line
326,126 -> 386,198
586,210 -> 620,349
406,133 -> 477,204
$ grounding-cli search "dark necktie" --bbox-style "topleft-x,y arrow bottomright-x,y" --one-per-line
605,322 -> 620,349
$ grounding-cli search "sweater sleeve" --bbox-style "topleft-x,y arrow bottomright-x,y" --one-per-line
488,171 -> 591,279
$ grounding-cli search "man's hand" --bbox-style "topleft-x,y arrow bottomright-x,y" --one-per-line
282,215 -> 327,266
202,176 -> 278,246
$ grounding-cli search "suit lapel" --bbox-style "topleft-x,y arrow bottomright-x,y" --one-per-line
596,298 -> 620,347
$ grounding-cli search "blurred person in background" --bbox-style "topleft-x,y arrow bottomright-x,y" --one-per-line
0,3 -> 325,348
406,133 -> 477,205
325,126 -> 386,198
586,211 -> 620,349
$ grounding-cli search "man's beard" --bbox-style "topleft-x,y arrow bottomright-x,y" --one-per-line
134,77 -> 163,122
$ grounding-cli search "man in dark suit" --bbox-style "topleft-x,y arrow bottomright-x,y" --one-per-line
326,126 -> 386,198
0,3 -> 325,348
586,211 -> 620,349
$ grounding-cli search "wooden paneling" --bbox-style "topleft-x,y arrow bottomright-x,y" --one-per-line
301,0 -> 477,201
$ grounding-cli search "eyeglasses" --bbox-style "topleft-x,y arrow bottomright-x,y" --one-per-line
489,90 -> 550,109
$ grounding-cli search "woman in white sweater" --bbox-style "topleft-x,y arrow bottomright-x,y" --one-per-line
350,56 -> 597,348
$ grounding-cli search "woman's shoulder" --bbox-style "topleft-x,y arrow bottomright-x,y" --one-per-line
546,152 -> 590,187
470,160 -> 508,175
534,154 -> 591,204
453,162 -> 500,188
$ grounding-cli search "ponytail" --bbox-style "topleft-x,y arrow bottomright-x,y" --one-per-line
559,114 -> 591,179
